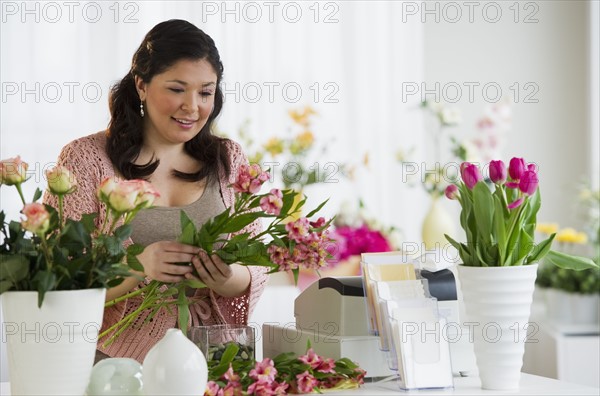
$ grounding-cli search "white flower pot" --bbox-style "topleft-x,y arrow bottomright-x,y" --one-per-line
142,328 -> 208,395
545,288 -> 600,324
1,289 -> 106,395
457,265 -> 538,390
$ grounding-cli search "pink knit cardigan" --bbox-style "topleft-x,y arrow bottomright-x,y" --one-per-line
43,131 -> 268,362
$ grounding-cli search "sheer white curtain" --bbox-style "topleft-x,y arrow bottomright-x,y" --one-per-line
1,1 -> 424,379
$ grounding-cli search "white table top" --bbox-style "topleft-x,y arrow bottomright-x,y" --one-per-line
1,373 -> 598,395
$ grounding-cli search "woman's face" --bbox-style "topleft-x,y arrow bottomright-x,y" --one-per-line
135,58 -> 217,146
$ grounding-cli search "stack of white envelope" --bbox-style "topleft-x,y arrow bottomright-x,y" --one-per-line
361,252 -> 454,390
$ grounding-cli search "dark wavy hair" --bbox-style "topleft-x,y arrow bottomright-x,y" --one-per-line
107,19 -> 230,182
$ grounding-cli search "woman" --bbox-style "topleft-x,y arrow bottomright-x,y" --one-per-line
44,19 -> 268,362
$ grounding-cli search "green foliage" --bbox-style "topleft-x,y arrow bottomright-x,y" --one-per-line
537,258 -> 600,294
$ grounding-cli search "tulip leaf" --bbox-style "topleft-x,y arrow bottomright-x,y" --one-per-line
545,250 -> 599,271
525,233 -> 555,264
473,182 -> 493,246
493,195 -> 507,263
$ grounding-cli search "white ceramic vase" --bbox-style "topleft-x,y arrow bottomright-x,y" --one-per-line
421,196 -> 454,250
1,289 -> 106,395
142,328 -> 208,395
457,264 -> 538,390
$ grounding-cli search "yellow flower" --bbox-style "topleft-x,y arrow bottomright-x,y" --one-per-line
555,228 -> 588,244
263,137 -> 284,157
296,131 -> 314,150
288,106 -> 316,127
537,223 -> 559,235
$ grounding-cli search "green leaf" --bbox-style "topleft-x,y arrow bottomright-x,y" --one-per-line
114,224 -> 133,241
220,213 -> 260,234
33,271 -> 56,307
545,250 -> 599,271
0,280 -> 13,293
0,254 -> 29,283
176,287 -> 189,332
305,198 -> 329,218
220,342 -> 240,365
525,234 -> 555,264
492,195 -> 507,264
472,182 -> 494,246
179,211 -> 197,245
32,188 -> 42,202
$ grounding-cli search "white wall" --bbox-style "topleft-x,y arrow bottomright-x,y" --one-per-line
422,0 -> 592,230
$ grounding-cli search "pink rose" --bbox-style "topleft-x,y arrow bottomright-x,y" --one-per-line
21,203 -> 50,235
97,177 -> 119,201
134,180 -> 160,208
108,180 -> 141,213
0,156 -> 29,186
45,166 -> 77,195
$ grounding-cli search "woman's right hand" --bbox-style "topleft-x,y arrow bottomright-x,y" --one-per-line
137,241 -> 199,283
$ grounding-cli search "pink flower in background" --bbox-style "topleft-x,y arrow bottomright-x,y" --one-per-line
249,358 -> 277,383
21,203 -> 50,235
330,225 -> 392,262
260,189 -> 283,215
205,381 -> 220,396
0,156 -> 28,186
299,348 -> 323,370
296,371 -> 318,394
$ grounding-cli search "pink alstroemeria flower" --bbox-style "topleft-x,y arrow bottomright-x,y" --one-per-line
299,348 -> 322,370
508,157 -> 526,180
296,371 -> 319,394
249,358 -> 277,383
285,217 -> 310,243
460,162 -> 482,190
260,189 -> 283,216
488,160 -> 506,184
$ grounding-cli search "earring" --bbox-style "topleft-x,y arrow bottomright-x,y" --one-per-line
140,101 -> 145,117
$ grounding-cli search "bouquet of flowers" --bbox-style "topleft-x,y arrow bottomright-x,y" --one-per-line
444,157 -> 597,270
227,106 -> 347,191
0,156 -> 154,306
205,341 -> 366,395
100,164 -> 334,344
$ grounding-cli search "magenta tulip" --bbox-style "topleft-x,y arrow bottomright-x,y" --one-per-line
461,163 -> 482,190
519,170 -> 539,195
489,160 -> 506,184
508,157 -> 526,180
445,184 -> 459,200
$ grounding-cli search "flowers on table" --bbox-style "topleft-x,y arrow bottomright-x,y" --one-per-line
205,343 -> 366,395
0,156 -> 153,306
443,157 -> 597,271
100,164 -> 334,344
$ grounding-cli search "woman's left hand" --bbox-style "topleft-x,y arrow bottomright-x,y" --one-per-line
187,250 -> 251,297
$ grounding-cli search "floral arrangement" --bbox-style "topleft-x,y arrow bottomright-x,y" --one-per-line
0,156 -> 154,306
226,106 -> 347,191
397,101 -> 511,198
100,164 -> 334,344
205,342 -> 366,395
329,200 -> 401,263
444,157 -> 597,271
